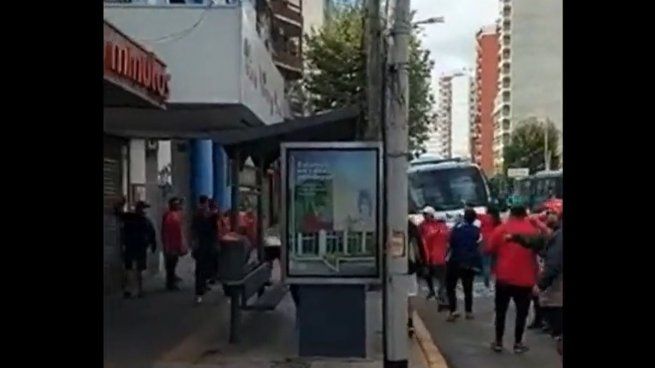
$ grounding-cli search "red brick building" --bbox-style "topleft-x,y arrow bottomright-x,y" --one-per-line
471,25 -> 499,176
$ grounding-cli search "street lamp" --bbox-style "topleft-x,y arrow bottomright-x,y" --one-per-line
412,16 -> 445,27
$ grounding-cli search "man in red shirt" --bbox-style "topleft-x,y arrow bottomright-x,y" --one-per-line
418,207 -> 450,303
161,197 -> 188,291
486,202 -> 539,354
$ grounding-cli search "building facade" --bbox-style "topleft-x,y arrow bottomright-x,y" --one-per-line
472,25 -> 499,176
436,76 -> 452,158
104,0 -> 289,293
423,114 -> 441,156
436,72 -> 473,160
493,0 -> 563,173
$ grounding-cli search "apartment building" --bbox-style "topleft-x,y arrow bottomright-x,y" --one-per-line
472,25 -> 499,176
493,0 -> 563,173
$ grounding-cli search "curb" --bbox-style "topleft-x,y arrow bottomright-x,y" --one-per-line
412,311 -> 449,368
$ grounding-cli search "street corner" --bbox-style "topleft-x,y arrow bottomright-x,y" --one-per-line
412,311 -> 449,368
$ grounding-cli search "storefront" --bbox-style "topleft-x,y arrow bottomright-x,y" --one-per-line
103,19 -> 170,293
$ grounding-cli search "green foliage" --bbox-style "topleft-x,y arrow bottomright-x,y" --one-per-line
503,117 -> 561,174
302,5 -> 436,151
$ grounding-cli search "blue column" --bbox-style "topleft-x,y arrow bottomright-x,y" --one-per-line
190,139 -> 213,204
213,143 -> 231,210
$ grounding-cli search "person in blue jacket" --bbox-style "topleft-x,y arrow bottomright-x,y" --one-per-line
445,208 -> 483,322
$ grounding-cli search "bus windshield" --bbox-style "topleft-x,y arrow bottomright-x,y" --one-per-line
409,167 -> 489,211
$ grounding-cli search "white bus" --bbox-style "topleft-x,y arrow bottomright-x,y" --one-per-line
407,157 -> 492,233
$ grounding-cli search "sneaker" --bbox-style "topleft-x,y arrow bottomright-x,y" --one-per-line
123,291 -> 132,299
446,312 -> 460,322
465,312 -> 475,320
426,291 -> 436,300
195,296 -> 203,305
491,342 -> 503,353
513,343 -> 530,354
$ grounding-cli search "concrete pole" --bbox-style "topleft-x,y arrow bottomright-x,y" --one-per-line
365,0 -> 383,140
544,119 -> 551,171
383,0 -> 410,366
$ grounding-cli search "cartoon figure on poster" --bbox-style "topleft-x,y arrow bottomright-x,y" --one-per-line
347,189 -> 374,232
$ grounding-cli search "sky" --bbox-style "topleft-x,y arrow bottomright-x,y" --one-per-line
411,0 -> 498,96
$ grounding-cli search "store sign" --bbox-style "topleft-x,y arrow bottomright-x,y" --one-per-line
104,21 -> 171,107
243,38 -> 282,118
282,143 -> 382,283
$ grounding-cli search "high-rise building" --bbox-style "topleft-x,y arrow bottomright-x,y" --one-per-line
472,25 -> 499,176
255,0 -> 304,82
436,72 -> 473,159
493,0 -> 563,173
423,114 -> 442,156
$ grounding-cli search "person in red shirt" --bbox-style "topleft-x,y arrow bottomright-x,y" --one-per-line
486,202 -> 539,354
161,197 -> 188,291
418,206 -> 450,303
478,206 -> 502,288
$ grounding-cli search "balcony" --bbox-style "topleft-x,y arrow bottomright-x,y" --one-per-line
271,41 -> 302,79
502,118 -> 511,131
501,105 -> 511,117
503,5 -> 511,18
502,76 -> 511,89
270,0 -> 302,28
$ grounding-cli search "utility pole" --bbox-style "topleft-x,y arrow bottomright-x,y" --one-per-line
383,0 -> 410,366
544,118 -> 550,171
365,0 -> 383,140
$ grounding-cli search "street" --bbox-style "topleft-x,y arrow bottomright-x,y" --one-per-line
414,279 -> 561,368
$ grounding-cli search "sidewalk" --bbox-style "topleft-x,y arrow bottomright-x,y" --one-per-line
104,257 -> 428,368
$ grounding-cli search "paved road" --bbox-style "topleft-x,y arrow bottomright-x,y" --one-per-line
415,278 -> 561,368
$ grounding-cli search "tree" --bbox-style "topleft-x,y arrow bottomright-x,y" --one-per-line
503,117 -> 561,174
302,5 -> 436,152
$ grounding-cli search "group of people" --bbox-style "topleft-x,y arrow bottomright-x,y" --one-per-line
409,200 -> 563,356
117,195 -> 257,305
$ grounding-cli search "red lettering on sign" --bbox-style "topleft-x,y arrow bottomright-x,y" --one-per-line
104,21 -> 170,105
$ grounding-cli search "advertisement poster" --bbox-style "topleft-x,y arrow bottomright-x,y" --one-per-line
285,145 -> 380,280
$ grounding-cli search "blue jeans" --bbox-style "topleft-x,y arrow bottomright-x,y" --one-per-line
482,255 -> 492,286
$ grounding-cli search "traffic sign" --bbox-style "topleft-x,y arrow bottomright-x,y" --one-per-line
507,168 -> 530,178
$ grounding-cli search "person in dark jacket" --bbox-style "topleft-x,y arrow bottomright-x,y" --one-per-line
192,196 -> 218,304
445,208 -> 483,322
121,201 -> 157,298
